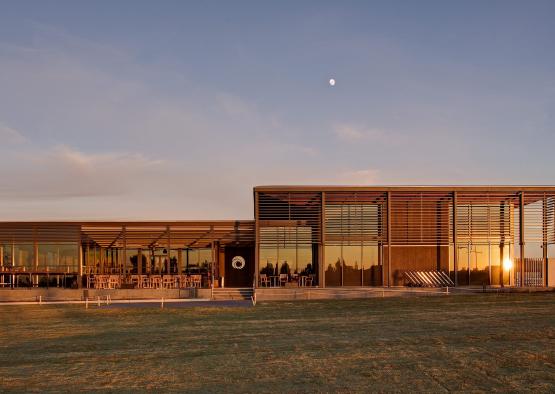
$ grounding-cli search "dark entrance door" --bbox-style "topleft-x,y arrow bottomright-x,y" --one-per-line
224,246 -> 254,287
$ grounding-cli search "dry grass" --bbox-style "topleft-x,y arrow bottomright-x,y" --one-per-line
1,294 -> 555,392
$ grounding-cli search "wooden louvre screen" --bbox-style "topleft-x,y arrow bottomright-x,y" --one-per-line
523,192 -> 555,244
0,223 -> 81,243
324,192 -> 386,245
257,192 -> 322,246
390,192 -> 452,246
456,192 -> 519,245
259,226 -> 313,247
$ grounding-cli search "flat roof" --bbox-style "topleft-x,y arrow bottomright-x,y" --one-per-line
0,220 -> 254,226
0,220 -> 255,247
254,185 -> 555,192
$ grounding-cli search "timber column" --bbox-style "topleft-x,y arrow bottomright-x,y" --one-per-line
519,192 -> 525,287
543,194 -> 548,287
78,234 -> 83,289
320,191 -> 326,288
453,191 -> 458,286
386,191 -> 391,287
254,190 -> 259,288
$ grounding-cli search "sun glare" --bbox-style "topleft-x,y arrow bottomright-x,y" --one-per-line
503,257 -> 513,271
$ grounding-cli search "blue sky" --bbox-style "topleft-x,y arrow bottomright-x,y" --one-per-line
0,1 -> 554,219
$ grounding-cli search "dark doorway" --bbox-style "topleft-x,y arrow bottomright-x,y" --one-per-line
224,246 -> 254,287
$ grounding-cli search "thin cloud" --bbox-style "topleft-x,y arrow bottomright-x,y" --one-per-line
217,92 -> 255,117
334,124 -> 366,141
0,145 -> 166,199
0,122 -> 27,144
333,124 -> 399,145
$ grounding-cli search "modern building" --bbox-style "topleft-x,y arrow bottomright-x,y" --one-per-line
1,186 -> 555,290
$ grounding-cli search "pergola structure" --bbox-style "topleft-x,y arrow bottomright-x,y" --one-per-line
0,221 -> 254,287
80,221 -> 255,249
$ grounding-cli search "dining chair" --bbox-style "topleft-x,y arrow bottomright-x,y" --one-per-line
162,275 -> 174,289
151,275 -> 162,289
191,274 -> 202,288
259,274 -> 270,287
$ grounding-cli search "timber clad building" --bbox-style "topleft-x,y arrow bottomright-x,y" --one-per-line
2,185 -> 555,290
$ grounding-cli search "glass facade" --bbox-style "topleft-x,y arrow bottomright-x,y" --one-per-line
324,200 -> 383,287
324,245 -> 341,286
324,244 -> 382,286
259,225 -> 317,286
184,248 -> 212,274
456,243 -> 515,286
37,244 -> 79,272
1,186 -> 555,289
1,243 -> 12,267
14,244 -> 34,269
490,243 -> 511,286
363,245 -> 381,286
549,245 -> 555,287
469,244 -> 489,286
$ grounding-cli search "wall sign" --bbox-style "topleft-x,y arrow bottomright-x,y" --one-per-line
231,256 -> 246,270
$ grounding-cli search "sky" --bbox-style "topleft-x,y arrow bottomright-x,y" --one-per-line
0,1 -> 554,220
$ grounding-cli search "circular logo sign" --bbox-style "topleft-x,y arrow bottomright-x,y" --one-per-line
231,256 -> 246,270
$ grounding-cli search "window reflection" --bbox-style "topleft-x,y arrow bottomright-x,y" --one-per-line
363,245 -> 381,286
38,244 -> 78,272
324,245 -> 341,286
343,246 -> 361,286
469,244 -> 489,285
259,225 -> 316,287
14,244 -> 34,269
457,245 -> 469,285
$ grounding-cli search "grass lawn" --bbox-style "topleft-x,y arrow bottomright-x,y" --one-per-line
1,293 -> 555,392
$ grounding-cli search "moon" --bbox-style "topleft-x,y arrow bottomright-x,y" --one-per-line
329,78 -> 336,86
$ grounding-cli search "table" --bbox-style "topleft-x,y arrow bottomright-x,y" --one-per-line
269,275 -> 280,287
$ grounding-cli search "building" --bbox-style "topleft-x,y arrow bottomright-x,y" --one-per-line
1,185 -> 555,290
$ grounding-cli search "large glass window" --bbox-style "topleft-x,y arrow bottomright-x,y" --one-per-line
363,245 -> 381,286
457,245 -> 469,285
184,248 -> 212,275
14,244 -> 34,269
297,246 -> 314,277
343,245 -> 361,286
38,243 -> 78,272
279,247 -> 296,277
125,249 -> 139,274
469,244 -> 489,285
260,247 -> 277,277
259,226 -> 316,286
548,245 -> 555,287
324,246 -> 342,286
324,199 -> 384,287
449,244 -> 455,282
325,244 -> 382,286
1,243 -> 12,267
490,243 -> 512,286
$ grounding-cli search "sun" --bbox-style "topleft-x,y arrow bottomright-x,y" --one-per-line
329,78 -> 336,86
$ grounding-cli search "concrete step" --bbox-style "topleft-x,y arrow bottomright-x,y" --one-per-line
212,288 -> 253,300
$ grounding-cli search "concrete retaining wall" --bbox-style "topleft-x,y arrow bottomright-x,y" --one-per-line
254,287 -> 447,301
0,288 -> 212,302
